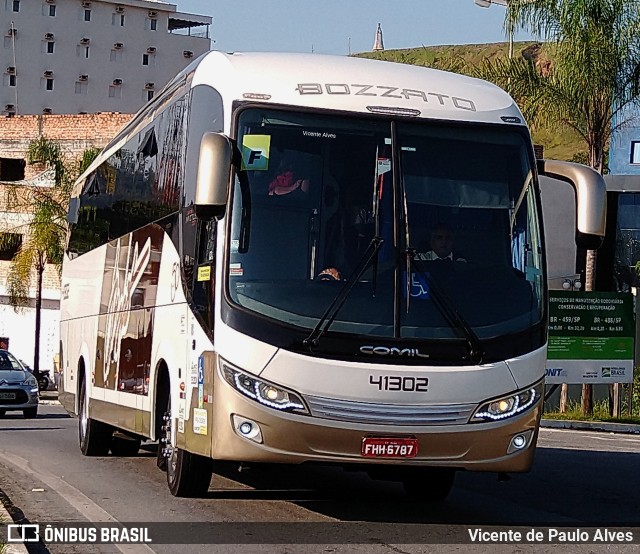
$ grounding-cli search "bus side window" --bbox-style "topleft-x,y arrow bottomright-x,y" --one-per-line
190,220 -> 217,336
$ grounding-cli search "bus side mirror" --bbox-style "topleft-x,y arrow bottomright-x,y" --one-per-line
538,159 -> 607,250
195,132 -> 232,220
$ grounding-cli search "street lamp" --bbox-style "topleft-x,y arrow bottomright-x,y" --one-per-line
474,0 -> 513,59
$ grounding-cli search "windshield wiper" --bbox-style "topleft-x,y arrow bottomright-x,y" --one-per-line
408,252 -> 485,364
303,236 -> 384,348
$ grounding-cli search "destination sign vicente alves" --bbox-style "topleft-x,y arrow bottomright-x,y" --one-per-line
545,292 -> 635,384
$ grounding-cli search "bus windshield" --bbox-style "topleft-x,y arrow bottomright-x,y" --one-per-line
228,108 -> 544,344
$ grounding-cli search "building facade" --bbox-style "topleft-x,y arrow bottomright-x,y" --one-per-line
0,113 -> 133,371
1,0 -> 211,116
602,105 -> 640,295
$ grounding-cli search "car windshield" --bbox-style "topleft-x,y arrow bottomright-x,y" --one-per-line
227,108 -> 544,343
0,350 -> 24,371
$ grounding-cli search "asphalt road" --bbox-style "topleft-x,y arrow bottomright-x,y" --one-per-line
1,404 -> 640,554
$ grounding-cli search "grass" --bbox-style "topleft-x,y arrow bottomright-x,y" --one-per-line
543,399 -> 640,425
357,42 -> 587,163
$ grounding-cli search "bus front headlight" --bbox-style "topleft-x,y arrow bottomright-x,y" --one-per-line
471,381 -> 544,422
220,360 -> 308,414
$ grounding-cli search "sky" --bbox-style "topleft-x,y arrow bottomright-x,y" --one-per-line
174,0 -> 536,56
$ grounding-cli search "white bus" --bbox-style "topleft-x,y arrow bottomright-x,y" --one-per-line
60,52 -> 606,499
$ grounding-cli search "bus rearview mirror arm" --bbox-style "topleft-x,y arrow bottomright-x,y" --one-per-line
194,132 -> 232,221
537,159 -> 607,250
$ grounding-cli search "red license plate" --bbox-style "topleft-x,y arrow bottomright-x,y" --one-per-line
361,437 -> 418,458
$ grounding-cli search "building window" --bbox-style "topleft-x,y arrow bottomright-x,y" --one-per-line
77,45 -> 90,58
108,85 -> 122,98
49,4 -> 56,16
142,54 -> 149,66
0,157 -> 25,181
5,74 -> 16,86
112,13 -> 125,26
12,1 -> 20,13
110,49 -> 122,62
631,141 -> 640,165
46,78 -> 54,90
147,90 -> 154,101
0,233 -> 22,260
47,41 -> 55,53
84,9 -> 91,21
75,81 -> 88,95
145,18 -> 158,31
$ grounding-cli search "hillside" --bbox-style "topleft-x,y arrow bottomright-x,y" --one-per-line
357,43 -> 585,163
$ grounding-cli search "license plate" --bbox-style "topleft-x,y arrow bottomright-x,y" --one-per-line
0,392 -> 16,400
361,437 -> 418,458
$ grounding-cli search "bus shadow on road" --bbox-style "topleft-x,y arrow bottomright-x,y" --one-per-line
206,462 -> 456,523
201,446 -> 640,525
0,412 -> 70,420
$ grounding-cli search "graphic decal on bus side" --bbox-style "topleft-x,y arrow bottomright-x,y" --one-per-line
94,225 -> 164,394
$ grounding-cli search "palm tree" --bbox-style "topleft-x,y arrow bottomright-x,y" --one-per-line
482,0 -> 640,415
501,0 -> 640,174
0,137 -> 98,372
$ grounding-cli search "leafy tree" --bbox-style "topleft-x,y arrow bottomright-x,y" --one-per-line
476,1 -> 640,416
0,137 -> 99,372
479,0 -> 640,175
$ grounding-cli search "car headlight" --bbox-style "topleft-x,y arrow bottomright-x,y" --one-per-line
471,381 -> 544,422
22,376 -> 38,388
220,360 -> 308,414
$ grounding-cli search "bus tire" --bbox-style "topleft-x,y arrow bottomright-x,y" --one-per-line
110,435 -> 141,456
401,468 -> 455,502
78,377 -> 112,456
167,447 -> 213,498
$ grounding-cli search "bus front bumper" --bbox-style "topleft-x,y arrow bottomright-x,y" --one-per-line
211,386 -> 542,473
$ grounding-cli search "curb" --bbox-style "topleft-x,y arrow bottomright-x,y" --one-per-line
38,400 -> 60,406
1,509 -> 28,554
541,419 -> 640,435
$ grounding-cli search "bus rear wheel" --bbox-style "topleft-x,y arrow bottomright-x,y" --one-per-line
401,468 -> 456,502
78,378 -> 112,456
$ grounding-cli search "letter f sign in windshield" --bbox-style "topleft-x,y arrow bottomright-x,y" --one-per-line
241,135 -> 271,170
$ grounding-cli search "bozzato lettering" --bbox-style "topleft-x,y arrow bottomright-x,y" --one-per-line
295,83 -> 476,112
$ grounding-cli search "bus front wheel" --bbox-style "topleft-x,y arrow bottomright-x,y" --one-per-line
78,378 -> 112,456
167,446 -> 213,497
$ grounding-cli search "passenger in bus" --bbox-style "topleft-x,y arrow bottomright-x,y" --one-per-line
416,223 -> 467,263
267,151 -> 310,197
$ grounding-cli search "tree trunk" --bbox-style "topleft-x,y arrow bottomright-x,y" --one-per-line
33,257 -> 44,373
581,248 -> 598,416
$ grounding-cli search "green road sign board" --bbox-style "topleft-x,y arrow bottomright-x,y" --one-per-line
546,291 -> 635,384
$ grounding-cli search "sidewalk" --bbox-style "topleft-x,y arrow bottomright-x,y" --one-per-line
38,389 -> 60,406
541,418 -> 640,435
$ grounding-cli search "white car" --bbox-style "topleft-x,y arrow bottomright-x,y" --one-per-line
0,349 -> 39,418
